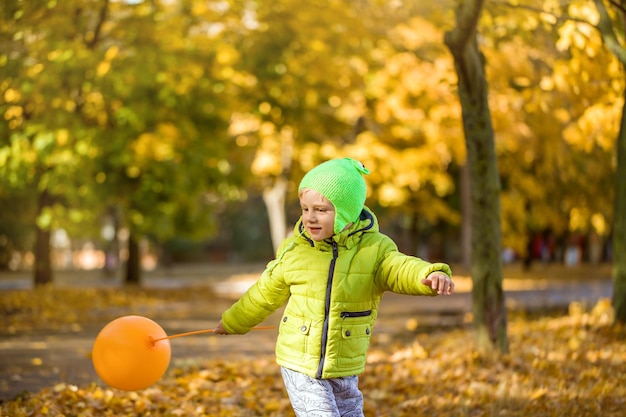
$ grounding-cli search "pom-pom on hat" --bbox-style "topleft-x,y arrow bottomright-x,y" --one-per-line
298,158 -> 370,234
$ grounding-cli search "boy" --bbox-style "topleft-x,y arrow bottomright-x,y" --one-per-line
215,157 -> 454,416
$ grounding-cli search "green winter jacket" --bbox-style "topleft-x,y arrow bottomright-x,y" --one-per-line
220,207 -> 452,379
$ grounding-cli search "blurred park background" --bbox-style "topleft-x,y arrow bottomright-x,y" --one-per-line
0,0 -> 620,286
2,1 -> 626,414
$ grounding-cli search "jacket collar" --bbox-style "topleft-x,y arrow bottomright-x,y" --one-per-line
296,207 -> 378,250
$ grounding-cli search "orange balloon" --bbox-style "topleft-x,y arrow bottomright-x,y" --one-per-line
92,315 -> 171,391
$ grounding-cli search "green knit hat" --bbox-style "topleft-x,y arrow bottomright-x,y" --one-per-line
298,158 -> 370,234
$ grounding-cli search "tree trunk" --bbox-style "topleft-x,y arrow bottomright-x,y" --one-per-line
125,234 -> 141,285
262,135 -> 293,254
263,177 -> 288,254
612,84 -> 626,323
444,0 -> 508,352
102,205 -> 120,277
34,190 -> 53,286
592,0 -> 626,324
460,163 -> 472,271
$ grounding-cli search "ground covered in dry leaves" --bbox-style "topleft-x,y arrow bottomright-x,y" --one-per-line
1,285 -> 625,416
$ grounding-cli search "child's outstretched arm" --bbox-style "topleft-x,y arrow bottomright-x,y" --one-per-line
421,271 -> 455,295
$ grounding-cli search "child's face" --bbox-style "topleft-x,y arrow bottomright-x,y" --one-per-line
299,189 -> 335,241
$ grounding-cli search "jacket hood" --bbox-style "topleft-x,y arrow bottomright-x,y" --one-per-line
294,206 -> 378,250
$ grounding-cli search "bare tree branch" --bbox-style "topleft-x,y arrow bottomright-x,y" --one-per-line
608,0 -> 626,15
594,0 -> 626,63
86,0 -> 110,49
445,0 -> 485,51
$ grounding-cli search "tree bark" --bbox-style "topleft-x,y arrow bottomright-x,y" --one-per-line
444,0 -> 508,352
263,177 -> 288,254
613,84 -> 626,323
34,190 -> 53,286
125,234 -> 141,285
262,135 -> 293,254
460,163 -> 472,271
592,0 -> 626,324
102,205 -> 120,277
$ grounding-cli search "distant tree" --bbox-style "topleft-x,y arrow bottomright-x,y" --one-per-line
481,1 -> 617,264
591,0 -> 626,323
0,0 -> 250,285
444,0 -> 508,352
0,0 -> 107,284
0,193 -> 35,270
86,0 -> 252,284
234,1 -> 465,254
228,0 -> 383,250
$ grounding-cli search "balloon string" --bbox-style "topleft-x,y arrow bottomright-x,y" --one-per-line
150,325 -> 276,344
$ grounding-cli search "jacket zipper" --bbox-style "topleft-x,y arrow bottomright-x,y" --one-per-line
317,240 -> 338,379
340,310 -> 372,319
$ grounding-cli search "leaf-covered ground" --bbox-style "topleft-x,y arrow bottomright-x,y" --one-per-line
1,283 -> 625,416
0,285 -> 221,335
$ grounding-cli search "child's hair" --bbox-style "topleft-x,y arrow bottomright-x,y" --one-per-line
298,158 -> 370,234
298,188 -> 332,203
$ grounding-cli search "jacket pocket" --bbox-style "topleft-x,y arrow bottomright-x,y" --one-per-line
278,314 -> 312,359
337,321 -> 372,369
340,310 -> 372,319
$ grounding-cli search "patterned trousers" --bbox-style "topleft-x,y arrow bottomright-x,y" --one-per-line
280,367 -> 365,417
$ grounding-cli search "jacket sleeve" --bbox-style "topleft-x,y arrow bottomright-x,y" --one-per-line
221,247 -> 292,334
374,237 -> 452,296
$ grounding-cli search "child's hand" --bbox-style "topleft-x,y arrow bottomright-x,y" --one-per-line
213,320 -> 231,335
422,272 -> 455,295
